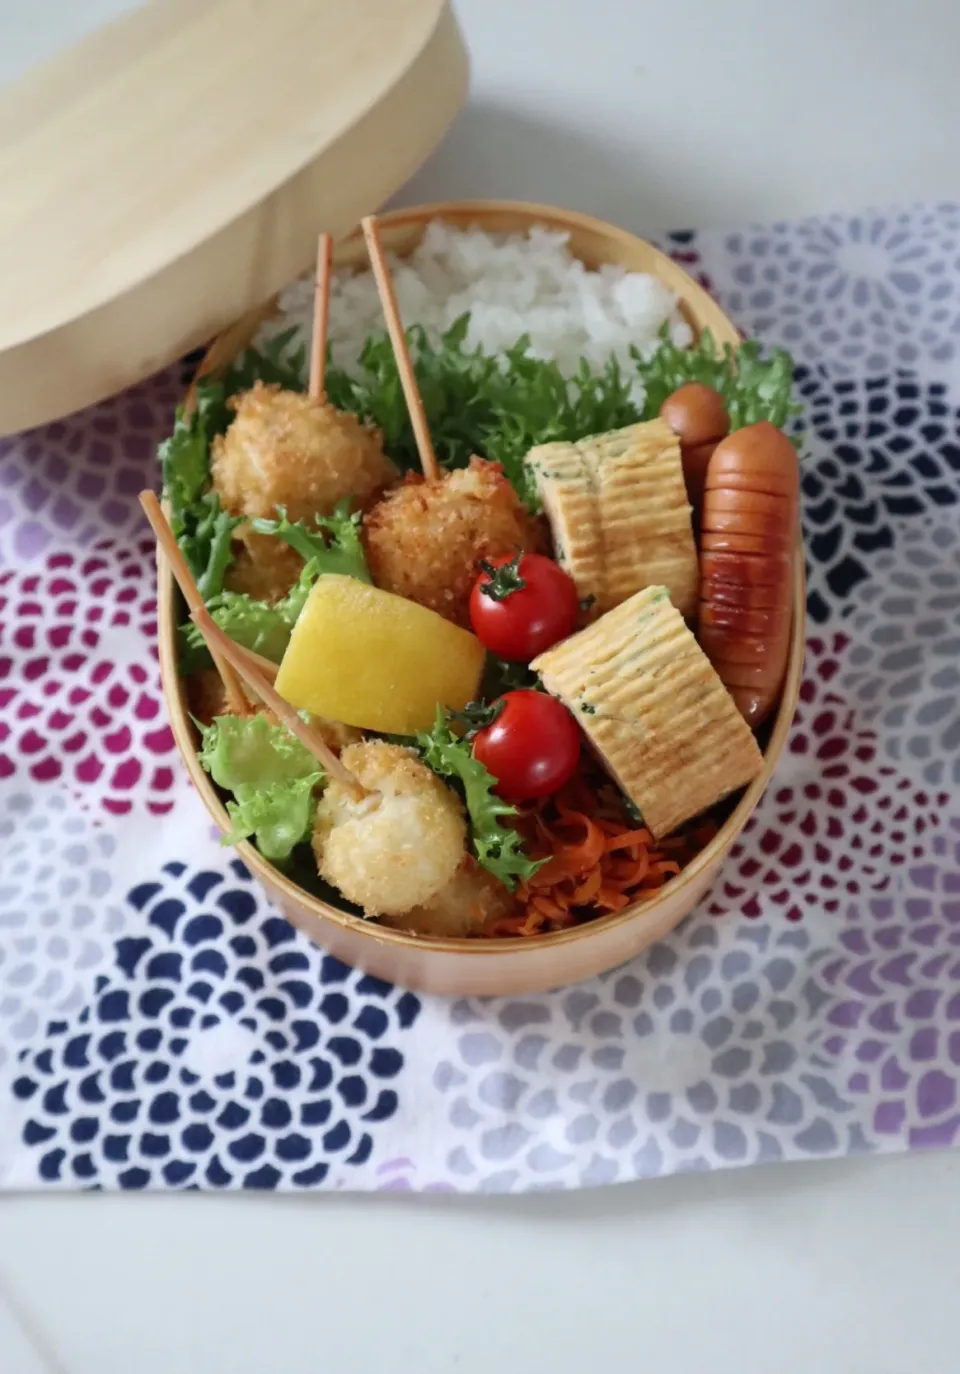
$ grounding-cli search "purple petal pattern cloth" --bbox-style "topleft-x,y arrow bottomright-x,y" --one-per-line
2,202 -> 960,1192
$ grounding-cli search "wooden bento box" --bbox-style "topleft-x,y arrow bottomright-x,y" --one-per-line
157,199 -> 806,997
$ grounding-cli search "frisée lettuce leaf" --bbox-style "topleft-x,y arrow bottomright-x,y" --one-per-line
221,325 -> 307,395
417,707 -> 543,890
222,776 -> 320,862
179,594 -> 293,675
323,317 -> 637,506
250,500 -> 371,583
179,502 -> 370,674
197,712 -> 323,861
319,314 -> 799,510
476,344 -> 637,506
178,557 -> 323,674
631,326 -> 801,439
325,315 -> 502,475
158,379 -> 239,601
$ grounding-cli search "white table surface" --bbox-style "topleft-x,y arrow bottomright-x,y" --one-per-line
2,1 -> 960,1370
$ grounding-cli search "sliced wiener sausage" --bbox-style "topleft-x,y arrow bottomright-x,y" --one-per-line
659,382 -> 730,521
698,421 -> 799,728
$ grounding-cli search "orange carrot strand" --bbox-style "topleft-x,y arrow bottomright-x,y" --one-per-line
491,764 -> 712,938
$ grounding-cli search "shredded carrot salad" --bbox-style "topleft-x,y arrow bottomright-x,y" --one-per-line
488,768 -> 718,938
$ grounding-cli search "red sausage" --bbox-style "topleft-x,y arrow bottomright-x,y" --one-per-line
698,422 -> 799,728
659,383 -> 730,521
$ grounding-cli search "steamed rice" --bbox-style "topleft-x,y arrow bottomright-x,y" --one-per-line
261,222 -> 692,408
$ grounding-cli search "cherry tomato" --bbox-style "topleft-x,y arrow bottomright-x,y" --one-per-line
469,552 -> 579,662
473,691 -> 581,802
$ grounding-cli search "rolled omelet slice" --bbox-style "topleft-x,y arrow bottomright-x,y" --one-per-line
525,419 -> 699,619
531,585 -> 763,839
524,440 -> 604,604
590,420 -> 700,618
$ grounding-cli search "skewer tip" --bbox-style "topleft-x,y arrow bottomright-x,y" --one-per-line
359,216 -> 440,482
309,231 -> 334,402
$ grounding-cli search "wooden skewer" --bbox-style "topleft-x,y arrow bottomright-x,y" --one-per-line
308,231 -> 333,401
139,490 -> 249,717
360,214 -> 440,482
145,488 -> 361,793
192,607 -> 366,794
242,645 -> 280,684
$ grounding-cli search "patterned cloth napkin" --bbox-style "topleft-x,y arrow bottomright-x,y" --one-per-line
2,202 -> 959,1193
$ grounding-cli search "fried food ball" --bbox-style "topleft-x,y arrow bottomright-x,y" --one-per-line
212,381 -> 397,526
313,740 -> 466,916
381,856 -> 518,938
362,457 -> 542,628
222,534 -> 305,604
186,668 -> 239,727
186,671 -> 360,753
308,717 -> 364,755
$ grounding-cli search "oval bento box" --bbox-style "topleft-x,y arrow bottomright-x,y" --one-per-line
157,199 -> 806,998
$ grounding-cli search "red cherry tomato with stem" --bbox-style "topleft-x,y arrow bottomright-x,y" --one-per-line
469,552 -> 579,662
472,690 -> 581,803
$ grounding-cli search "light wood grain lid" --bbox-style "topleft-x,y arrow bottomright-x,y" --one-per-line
0,0 -> 468,436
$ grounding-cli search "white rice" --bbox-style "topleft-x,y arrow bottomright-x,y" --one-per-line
259,222 -> 692,408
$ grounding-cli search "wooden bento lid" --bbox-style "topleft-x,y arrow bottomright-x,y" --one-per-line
0,0 -> 468,436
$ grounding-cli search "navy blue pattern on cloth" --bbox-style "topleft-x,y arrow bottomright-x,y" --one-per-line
11,860 -> 420,1190
796,367 -> 960,623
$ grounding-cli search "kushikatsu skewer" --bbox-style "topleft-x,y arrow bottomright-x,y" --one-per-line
208,224 -> 395,608
360,214 -> 440,481
139,490 -> 249,717
308,231 -> 333,402
192,608 -> 368,795
358,218 -> 541,628
144,489 -> 362,791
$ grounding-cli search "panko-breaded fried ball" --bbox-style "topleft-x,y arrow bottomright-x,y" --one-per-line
313,741 -> 465,917
212,381 -> 397,527
381,856 -> 518,938
222,534 -> 305,604
362,457 -> 542,628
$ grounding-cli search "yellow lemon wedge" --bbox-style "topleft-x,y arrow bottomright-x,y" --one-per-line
275,574 -> 486,736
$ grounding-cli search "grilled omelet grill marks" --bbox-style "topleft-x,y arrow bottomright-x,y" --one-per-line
532,586 -> 764,839
526,419 -> 699,618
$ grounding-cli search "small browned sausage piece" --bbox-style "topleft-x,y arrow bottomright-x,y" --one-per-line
660,382 -> 730,520
698,421 -> 799,728
660,382 -> 730,449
